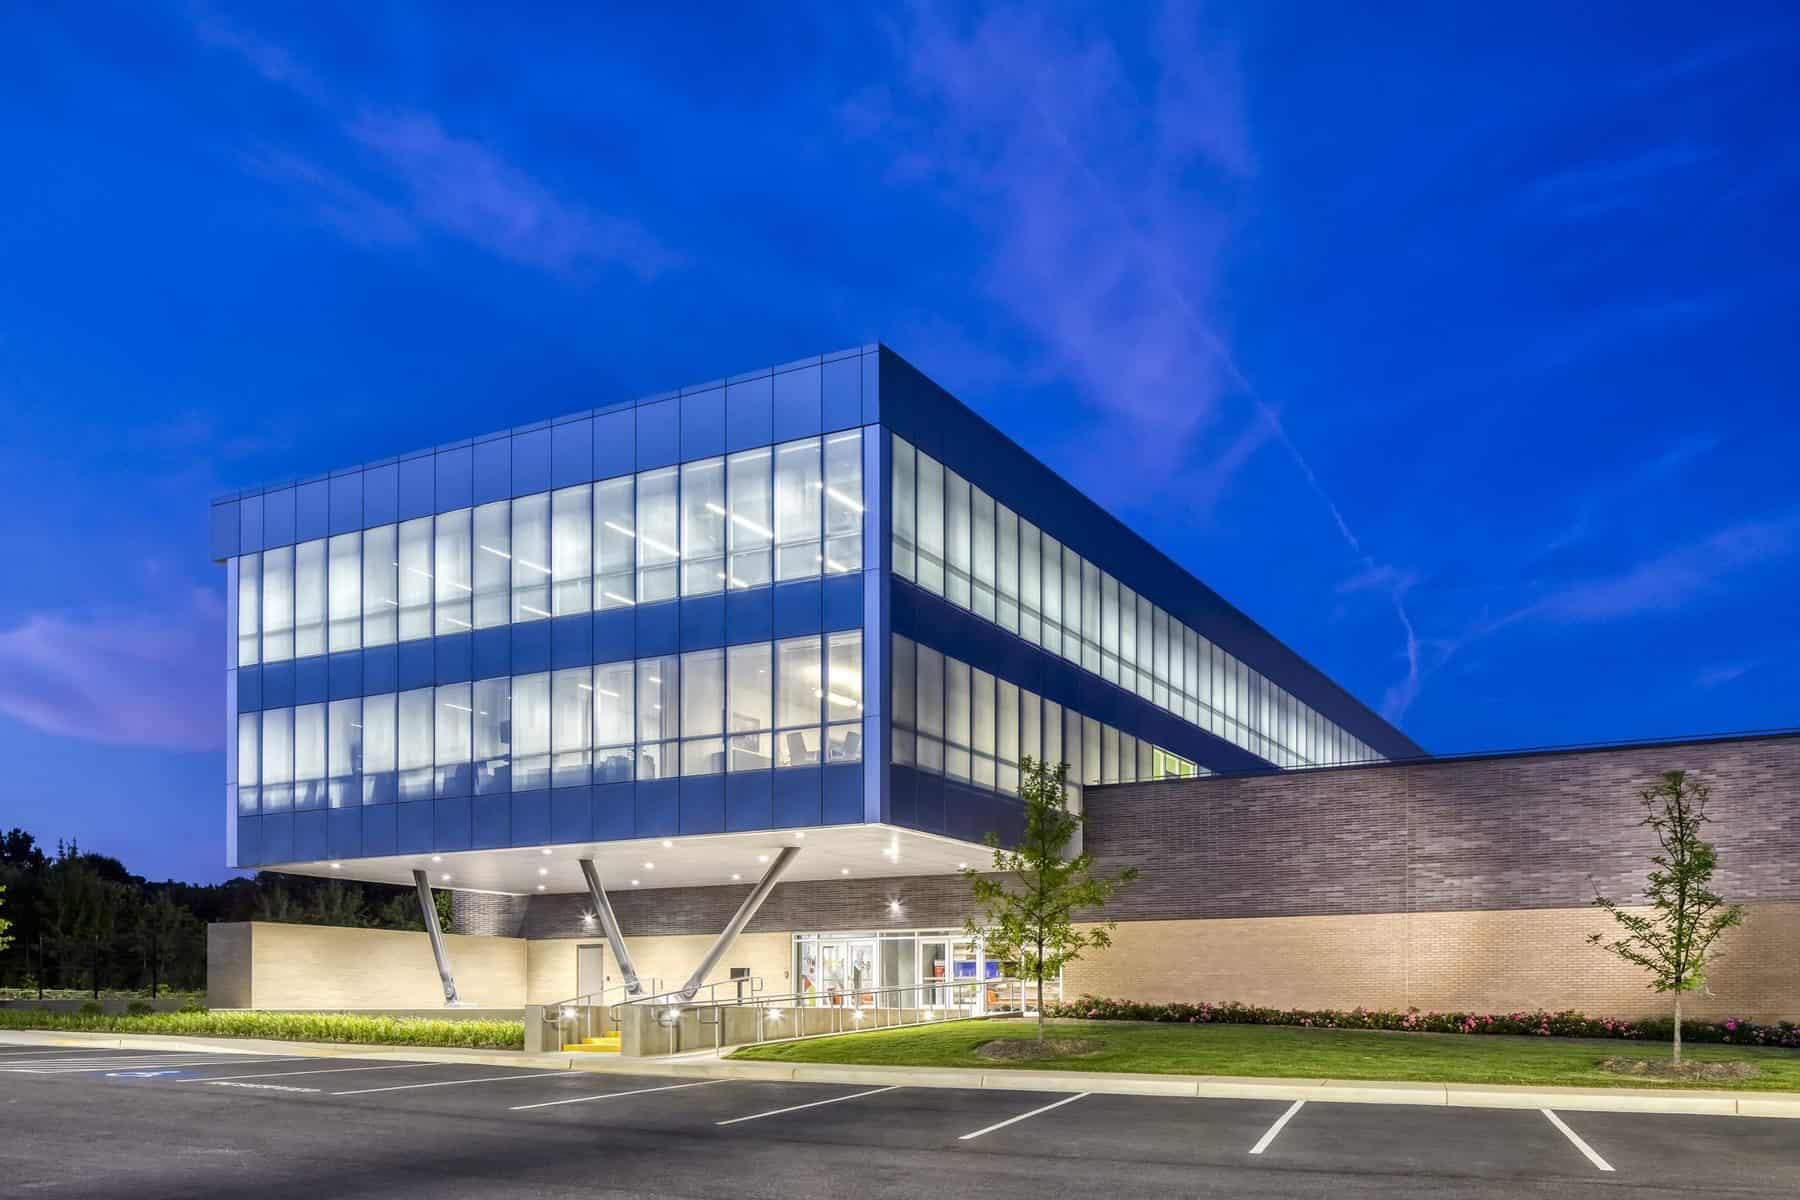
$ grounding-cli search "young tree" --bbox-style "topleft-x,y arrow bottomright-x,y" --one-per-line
1590,769 -> 1746,1066
0,883 -> 12,956
963,756 -> 1137,1041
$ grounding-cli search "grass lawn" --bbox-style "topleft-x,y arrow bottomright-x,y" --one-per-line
729,1019 -> 1800,1091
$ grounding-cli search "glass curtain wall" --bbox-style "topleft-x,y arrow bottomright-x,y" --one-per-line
889,633 -> 1198,808
889,433 -> 1378,770
234,431 -> 863,657
234,632 -> 864,825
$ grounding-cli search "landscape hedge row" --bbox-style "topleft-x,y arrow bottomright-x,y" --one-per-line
0,1007 -> 523,1049
1047,996 -> 1800,1048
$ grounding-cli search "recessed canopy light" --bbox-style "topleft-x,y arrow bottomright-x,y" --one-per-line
537,867 -> 548,876
757,854 -> 769,863
631,879 -> 640,886
795,831 -> 806,839
643,861 -> 655,870
329,862 -> 341,869
958,862 -> 968,870
540,848 -> 552,856
536,884 -> 545,891
431,855 -> 443,863
840,867 -> 850,875
661,839 -> 673,848
731,873 -> 741,881
440,873 -> 451,882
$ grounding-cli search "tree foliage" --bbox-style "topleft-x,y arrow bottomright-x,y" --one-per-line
0,826 -> 454,993
1590,769 -> 1745,1065
963,756 -> 1137,1040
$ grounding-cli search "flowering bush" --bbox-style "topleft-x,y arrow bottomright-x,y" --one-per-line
1046,996 -> 1800,1049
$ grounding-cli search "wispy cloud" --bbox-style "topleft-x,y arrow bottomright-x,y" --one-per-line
1522,139 -> 1713,223
0,592 -> 224,752
1696,660 -> 1760,690
1537,433 -> 1720,559
853,2 -> 1252,492
1529,513 -> 1800,623
855,4 -> 1431,727
345,111 -> 675,276
197,16 -> 676,279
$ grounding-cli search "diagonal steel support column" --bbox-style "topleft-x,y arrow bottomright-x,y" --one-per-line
412,869 -> 459,1006
675,845 -> 799,1002
578,858 -> 644,997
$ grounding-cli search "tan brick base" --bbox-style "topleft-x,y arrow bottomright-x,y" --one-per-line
1062,901 -> 1800,1022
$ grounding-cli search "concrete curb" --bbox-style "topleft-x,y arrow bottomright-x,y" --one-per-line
4,1030 -> 1795,1118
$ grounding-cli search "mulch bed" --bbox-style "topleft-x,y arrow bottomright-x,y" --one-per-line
1598,1057 -> 1761,1082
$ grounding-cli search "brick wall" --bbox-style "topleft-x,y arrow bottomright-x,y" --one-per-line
446,732 -> 1800,1019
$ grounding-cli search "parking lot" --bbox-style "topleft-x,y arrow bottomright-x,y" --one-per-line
1,1041 -> 1796,1198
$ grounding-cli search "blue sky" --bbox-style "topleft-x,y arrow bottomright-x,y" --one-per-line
2,4 -> 1795,883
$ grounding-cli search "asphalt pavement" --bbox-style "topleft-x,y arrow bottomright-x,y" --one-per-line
1,1041 -> 1796,1199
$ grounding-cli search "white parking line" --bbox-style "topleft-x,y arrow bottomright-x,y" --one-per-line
13,1056 -> 306,1073
1542,1109 -> 1615,1172
0,1050 -> 214,1064
716,1085 -> 901,1127
1249,1100 -> 1306,1155
185,1062 -> 435,1083
511,1078 -> 730,1112
957,1092 -> 1090,1141
334,1070 -> 578,1097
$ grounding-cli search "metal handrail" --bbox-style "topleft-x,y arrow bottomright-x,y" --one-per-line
547,977 -> 663,1047
608,975 -> 764,1019
683,975 -> 1050,1056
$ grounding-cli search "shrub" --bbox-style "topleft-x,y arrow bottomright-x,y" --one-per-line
0,1007 -> 523,1050
78,1002 -> 103,1017
125,1001 -> 155,1016
1046,996 -> 1800,1049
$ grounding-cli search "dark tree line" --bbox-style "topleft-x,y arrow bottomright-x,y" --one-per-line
0,828 -> 450,997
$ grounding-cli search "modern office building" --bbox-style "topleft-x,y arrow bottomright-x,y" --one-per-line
205,344 -> 1419,1007
207,345 -> 1799,1027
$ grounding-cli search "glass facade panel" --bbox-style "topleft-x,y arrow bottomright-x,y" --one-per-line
434,682 -> 472,796
473,501 -> 510,629
397,687 -> 433,800
327,697 -> 360,807
261,707 -> 292,811
822,430 -> 862,574
637,655 -> 677,779
473,676 -> 510,794
294,539 -> 325,659
593,661 -> 634,782
328,532 -> 361,651
237,551 -> 260,666
915,452 -> 944,594
512,672 -> 550,790
891,435 -> 916,582
775,635 -> 820,766
680,648 -> 724,775
551,485 -> 592,616
727,641 -> 772,771
944,469 -> 971,609
681,459 -> 726,595
434,508 -> 472,633
362,525 -> 397,647
725,449 -> 772,589
551,666 -> 591,787
397,518 -> 432,641
261,544 -> 293,662
512,493 -> 551,621
971,487 -> 995,620
594,478 -> 635,609
636,468 -> 679,604
774,437 -> 822,581
361,692 -> 396,805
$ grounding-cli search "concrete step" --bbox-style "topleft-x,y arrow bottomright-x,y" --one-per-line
565,1043 -> 621,1053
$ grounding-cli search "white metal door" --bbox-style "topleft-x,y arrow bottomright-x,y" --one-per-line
575,943 -> 606,999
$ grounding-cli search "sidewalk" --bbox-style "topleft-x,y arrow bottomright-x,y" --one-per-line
5,1028 -> 1795,1118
